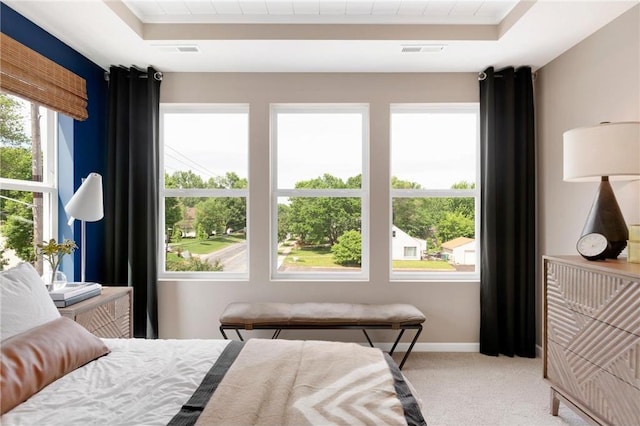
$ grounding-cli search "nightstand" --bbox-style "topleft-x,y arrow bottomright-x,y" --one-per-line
57,286 -> 133,338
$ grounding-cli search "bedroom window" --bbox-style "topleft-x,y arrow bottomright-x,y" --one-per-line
390,104 -> 480,281
271,104 -> 369,281
159,105 -> 249,279
0,92 -> 57,274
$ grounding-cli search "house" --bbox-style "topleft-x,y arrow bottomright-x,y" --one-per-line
441,237 -> 475,265
1,1 -> 638,356
391,225 -> 426,260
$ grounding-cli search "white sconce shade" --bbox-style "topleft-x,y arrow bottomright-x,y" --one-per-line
563,122 -> 640,182
65,172 -> 104,224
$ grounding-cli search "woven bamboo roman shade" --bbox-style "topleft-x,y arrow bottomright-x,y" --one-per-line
0,33 -> 88,121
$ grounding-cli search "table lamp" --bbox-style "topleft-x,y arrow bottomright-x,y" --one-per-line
64,172 -> 104,282
563,121 -> 640,259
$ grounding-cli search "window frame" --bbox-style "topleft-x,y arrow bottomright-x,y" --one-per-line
0,100 -> 58,271
158,103 -> 250,281
389,103 -> 481,282
270,103 -> 370,281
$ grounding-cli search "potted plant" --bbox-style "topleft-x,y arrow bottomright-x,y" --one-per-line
36,239 -> 77,290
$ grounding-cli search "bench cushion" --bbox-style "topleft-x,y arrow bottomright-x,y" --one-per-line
219,302 -> 426,328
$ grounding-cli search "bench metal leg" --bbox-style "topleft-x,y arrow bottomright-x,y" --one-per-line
362,330 -> 374,347
220,326 -> 245,341
398,325 -> 422,370
389,329 -> 406,355
272,329 -> 282,339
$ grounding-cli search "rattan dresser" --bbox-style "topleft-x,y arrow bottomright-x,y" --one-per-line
57,286 -> 133,338
543,255 -> 640,425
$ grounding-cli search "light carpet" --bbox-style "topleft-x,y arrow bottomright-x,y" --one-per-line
398,352 -> 589,426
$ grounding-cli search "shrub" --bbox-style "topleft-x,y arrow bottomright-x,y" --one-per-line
331,230 -> 361,266
165,254 -> 223,271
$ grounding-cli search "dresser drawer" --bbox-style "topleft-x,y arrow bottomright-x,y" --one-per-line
74,294 -> 130,332
58,287 -> 133,338
91,314 -> 131,338
544,256 -> 640,425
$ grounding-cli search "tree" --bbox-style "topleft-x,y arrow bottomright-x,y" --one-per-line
277,203 -> 291,242
331,230 -> 362,266
2,202 -> 35,262
194,196 -> 246,237
165,170 -> 206,208
209,171 -> 248,190
167,171 -> 248,239
287,174 -> 361,245
196,223 -> 208,240
165,197 -> 182,234
171,225 -> 183,242
0,94 -> 30,147
438,211 -> 474,242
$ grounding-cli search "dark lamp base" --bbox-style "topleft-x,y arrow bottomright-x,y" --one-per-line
580,177 -> 628,259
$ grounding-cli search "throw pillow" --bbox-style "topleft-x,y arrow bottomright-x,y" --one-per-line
0,262 -> 60,341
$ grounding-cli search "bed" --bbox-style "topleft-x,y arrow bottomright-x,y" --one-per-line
1,263 -> 426,425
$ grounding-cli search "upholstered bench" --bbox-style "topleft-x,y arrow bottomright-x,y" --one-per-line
219,302 -> 426,369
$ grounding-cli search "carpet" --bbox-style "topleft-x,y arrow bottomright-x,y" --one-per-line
399,352 -> 588,426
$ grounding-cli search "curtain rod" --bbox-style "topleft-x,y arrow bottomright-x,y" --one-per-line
477,71 -> 537,81
104,71 -> 163,81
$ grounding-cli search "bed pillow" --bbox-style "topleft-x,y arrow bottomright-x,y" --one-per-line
0,262 -> 60,341
1,316 -> 111,414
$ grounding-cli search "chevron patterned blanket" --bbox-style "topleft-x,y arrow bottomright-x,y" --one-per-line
169,339 -> 426,426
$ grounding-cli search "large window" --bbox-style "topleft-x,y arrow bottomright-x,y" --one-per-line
390,104 -> 480,280
271,104 -> 369,280
0,93 -> 57,274
159,105 -> 249,279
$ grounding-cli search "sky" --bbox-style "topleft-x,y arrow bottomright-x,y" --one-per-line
162,109 -> 477,189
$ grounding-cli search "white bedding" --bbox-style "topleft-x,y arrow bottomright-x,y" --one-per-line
2,338 -> 230,426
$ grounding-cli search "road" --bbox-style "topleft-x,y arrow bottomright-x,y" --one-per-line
197,242 -> 297,272
201,241 -> 247,272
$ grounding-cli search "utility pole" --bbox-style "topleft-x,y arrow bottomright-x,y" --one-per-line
31,103 -> 43,274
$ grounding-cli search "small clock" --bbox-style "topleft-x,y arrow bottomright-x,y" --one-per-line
576,233 -> 609,261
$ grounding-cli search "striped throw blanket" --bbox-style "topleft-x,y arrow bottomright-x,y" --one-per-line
169,339 -> 426,426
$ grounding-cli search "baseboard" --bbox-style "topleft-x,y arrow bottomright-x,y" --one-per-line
374,342 -> 480,352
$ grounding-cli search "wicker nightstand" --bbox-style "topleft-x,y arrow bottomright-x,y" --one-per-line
57,286 -> 133,338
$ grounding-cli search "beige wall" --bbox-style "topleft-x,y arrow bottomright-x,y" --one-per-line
537,6 -> 640,344
157,5 -> 640,348
158,73 -> 482,347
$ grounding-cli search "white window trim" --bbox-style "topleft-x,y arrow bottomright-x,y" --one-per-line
270,103 -> 370,281
158,103 -> 250,281
389,103 -> 481,282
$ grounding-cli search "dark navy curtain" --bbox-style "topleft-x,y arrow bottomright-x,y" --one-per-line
104,66 -> 161,338
479,66 -> 536,357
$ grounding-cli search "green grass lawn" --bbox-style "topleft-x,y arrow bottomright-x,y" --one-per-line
169,235 -> 245,255
392,259 -> 455,270
282,246 -> 454,270
283,246 -> 339,267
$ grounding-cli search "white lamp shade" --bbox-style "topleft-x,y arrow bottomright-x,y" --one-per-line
65,172 -> 104,223
563,121 -> 640,182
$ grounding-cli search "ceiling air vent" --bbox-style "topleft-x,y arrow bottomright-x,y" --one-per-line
401,44 -> 446,53
153,44 -> 200,53
177,46 -> 199,53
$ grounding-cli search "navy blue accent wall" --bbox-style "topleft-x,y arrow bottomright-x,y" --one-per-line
1,2 -> 108,282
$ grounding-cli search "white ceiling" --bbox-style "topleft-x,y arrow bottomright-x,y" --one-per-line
3,0 -> 639,73
122,0 -> 518,24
